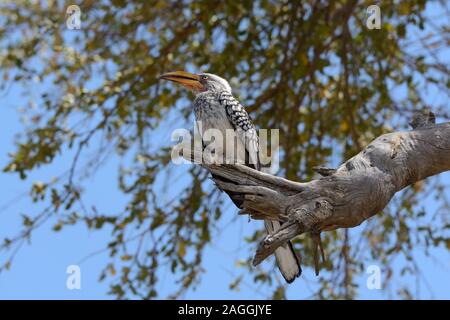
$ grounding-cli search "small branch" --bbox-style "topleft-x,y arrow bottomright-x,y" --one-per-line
409,107 -> 436,129
208,164 -> 307,193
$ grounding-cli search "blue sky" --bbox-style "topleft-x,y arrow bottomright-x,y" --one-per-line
0,2 -> 449,299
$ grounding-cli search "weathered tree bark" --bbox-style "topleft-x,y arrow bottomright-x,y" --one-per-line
204,110 -> 450,270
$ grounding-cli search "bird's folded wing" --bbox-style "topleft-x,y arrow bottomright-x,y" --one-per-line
220,91 -> 260,169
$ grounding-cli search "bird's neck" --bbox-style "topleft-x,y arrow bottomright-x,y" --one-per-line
194,89 -> 217,99
195,89 -> 231,99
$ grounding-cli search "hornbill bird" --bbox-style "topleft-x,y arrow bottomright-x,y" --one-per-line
160,71 -> 301,283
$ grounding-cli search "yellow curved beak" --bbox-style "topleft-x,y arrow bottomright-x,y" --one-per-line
159,71 -> 203,90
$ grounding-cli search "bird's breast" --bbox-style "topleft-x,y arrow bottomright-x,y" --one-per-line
193,95 -> 246,163
194,96 -> 231,132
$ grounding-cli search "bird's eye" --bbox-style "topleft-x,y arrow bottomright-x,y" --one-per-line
201,75 -> 208,80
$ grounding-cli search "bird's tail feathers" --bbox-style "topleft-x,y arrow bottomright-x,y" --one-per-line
264,220 -> 302,283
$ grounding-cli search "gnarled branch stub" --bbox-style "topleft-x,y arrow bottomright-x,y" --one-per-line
203,113 -> 450,271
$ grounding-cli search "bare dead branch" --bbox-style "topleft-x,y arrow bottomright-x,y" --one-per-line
200,110 -> 450,269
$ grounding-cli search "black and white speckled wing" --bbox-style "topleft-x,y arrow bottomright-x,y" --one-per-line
219,91 -> 260,170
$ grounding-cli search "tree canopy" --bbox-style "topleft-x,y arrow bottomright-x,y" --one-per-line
0,0 -> 449,299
